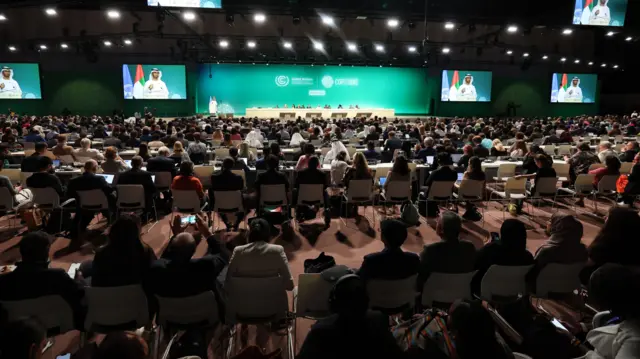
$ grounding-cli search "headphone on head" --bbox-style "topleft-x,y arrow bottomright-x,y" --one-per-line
328,274 -> 368,314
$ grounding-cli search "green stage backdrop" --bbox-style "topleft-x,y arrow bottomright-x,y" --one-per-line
122,64 -> 187,100
572,0 -> 627,27
196,64 -> 430,115
441,70 -> 492,102
550,73 -> 598,103
0,63 -> 42,99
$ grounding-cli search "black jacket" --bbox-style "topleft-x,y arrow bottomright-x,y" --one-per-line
625,163 -> 640,195
417,239 -> 477,290
146,156 -> 177,178
20,154 -> 44,173
358,248 -> 420,281
384,138 -> 403,152
116,169 -> 157,201
209,170 -> 244,207
472,242 -> 534,293
26,172 -> 65,197
415,147 -> 437,160
424,165 -> 458,190
473,145 -> 490,158
619,149 -> 638,163
90,244 -> 157,287
255,169 -> 290,203
66,172 -> 115,206
295,168 -> 328,189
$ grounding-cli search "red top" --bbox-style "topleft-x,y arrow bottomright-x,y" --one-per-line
171,175 -> 204,198
231,134 -> 242,141
588,167 -> 617,187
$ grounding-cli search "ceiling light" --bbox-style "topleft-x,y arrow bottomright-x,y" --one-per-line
0,14 -> 6,21
183,11 -> 196,21
542,55 -> 548,59
124,39 -> 132,45
254,13 -> 266,23
588,61 -> 593,65
321,15 -> 334,26
106,10 -> 120,19
387,18 -> 399,28
626,36 -> 633,41
8,46 -> 16,51
408,45 -> 417,53
442,47 -> 450,54
560,57 -> 566,62
507,25 -> 518,33
601,63 -> 607,67
562,28 -> 573,35
506,50 -> 513,55
314,42 -> 324,50
247,40 -> 256,48
45,8 -> 57,16
219,40 -> 229,48
574,59 -> 580,63
523,52 -> 529,57
375,44 -> 384,52
39,44 -> 47,50
606,31 -> 615,36
613,64 -> 619,68
347,42 -> 357,52
283,41 -> 292,49
444,22 -> 455,30
103,40 -> 112,46
60,43 -> 68,49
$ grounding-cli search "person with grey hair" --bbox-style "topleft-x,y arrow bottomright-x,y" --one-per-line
597,141 -> 617,163
415,136 -> 437,159
417,211 -> 477,289
73,137 -> 104,161
147,146 -> 177,177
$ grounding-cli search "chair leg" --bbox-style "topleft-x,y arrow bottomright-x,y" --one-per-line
226,324 -> 236,359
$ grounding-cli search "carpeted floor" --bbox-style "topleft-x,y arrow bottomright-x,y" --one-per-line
0,198 -> 608,358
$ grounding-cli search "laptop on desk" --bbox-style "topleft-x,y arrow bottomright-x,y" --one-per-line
97,174 -> 115,184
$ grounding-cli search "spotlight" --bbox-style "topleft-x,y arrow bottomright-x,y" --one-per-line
626,36 -> 633,41
560,57 -> 566,62
314,42 -> 324,50
283,41 -> 293,49
39,44 -> 47,50
408,45 -> 417,53
542,55 -> 548,60
247,40 -> 256,48
8,45 -> 16,51
254,13 -> 266,23
45,8 -> 57,16
347,42 -> 357,52
60,43 -> 68,49
103,40 -> 112,46
606,31 -> 615,36
562,28 -> 573,35
387,18 -> 399,28
183,11 -> 196,21
0,14 -> 6,21
507,25 -> 518,33
321,15 -> 334,26
574,59 -> 580,63
442,47 -> 450,54
219,40 -> 229,48
588,61 -> 594,65
601,63 -> 607,67
444,22 -> 455,30
523,52 -> 529,57
124,39 -> 132,45
613,64 -> 619,68
375,44 -> 384,52
106,10 -> 120,19
506,50 -> 513,55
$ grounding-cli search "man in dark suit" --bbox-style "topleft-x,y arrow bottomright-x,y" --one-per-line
423,152 -> 458,217
229,147 -> 250,176
255,155 -> 290,213
116,155 -> 156,217
146,146 -> 177,177
358,219 -> 420,281
26,156 -> 65,197
255,147 -> 271,171
294,156 -> 329,225
20,143 -> 50,173
417,211 -> 477,290
210,158 -> 245,231
148,214 -> 229,298
415,137 -> 437,160
383,131 -> 403,153
471,136 -> 489,158
0,231 -> 85,328
66,160 -> 116,242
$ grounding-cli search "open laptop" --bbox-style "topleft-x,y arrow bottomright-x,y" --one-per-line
151,175 -> 156,182
451,153 -> 463,164
52,159 -> 61,168
425,156 -> 434,166
124,160 -> 132,167
97,174 -> 115,184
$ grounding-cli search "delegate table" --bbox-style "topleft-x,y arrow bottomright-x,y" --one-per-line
244,107 -> 395,119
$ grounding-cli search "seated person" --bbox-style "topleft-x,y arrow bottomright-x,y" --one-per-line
383,131 -> 403,153
415,137 -> 437,160
472,136 -> 489,158
514,154 -> 556,211
589,154 -> 621,187
115,156 -> 156,217
21,143 -> 53,172
363,141 -> 381,161
210,158 -> 245,231
148,214 -> 229,298
330,151 -> 349,187
297,275 -> 405,359
621,153 -> 640,207
490,139 -> 508,157
457,145 -> 473,169
171,161 -> 205,204
0,231 -> 85,328
383,154 -> 411,192
170,141 -> 190,164
295,143 -> 316,171
358,219 -> 419,281
229,147 -> 250,176
424,152 -> 457,217
342,152 -> 372,189
458,156 -> 486,221
255,147 -> 271,170
147,146 -> 177,178
51,134 -> 75,160
255,155 -> 290,212
73,138 -> 104,162
0,164 -> 32,206
417,211 -> 476,290
100,146 -> 128,173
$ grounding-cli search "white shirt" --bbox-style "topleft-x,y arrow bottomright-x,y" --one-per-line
582,320 -> 640,359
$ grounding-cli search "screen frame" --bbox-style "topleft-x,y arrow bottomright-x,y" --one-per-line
571,0 -> 628,28
146,0 -> 222,9
0,62 -> 43,101
121,63 -> 188,101
440,69 -> 493,103
549,72 -> 598,104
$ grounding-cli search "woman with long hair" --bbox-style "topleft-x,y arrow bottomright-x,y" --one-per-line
383,154 -> 410,191
171,141 -> 190,163
238,142 -> 256,162
138,143 -> 151,161
343,152 -> 372,188
510,140 -> 528,158
490,139 -> 508,157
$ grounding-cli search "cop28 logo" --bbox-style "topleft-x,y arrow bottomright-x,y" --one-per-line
321,75 -> 334,89
275,75 -> 290,87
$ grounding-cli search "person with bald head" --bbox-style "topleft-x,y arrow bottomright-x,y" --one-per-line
66,159 -> 116,243
148,213 -> 229,298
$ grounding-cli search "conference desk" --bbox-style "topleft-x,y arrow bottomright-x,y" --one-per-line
244,107 -> 395,119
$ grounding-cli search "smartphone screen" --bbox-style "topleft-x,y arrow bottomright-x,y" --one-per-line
55,353 -> 70,359
181,215 -> 196,225
551,318 -> 569,332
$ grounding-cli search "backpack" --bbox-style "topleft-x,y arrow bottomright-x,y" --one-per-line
401,202 -> 421,227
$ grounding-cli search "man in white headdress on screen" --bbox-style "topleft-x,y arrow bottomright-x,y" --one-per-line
564,77 -> 584,103
456,74 -> 478,102
588,0 -> 611,26
143,68 -> 169,99
0,66 -> 23,99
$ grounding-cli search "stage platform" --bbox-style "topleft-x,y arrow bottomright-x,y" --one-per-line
244,107 -> 395,119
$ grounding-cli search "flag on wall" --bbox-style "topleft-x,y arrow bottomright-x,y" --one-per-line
557,73 -> 568,102
122,65 -> 133,99
581,0 -> 593,24
573,0 -> 583,24
448,70 -> 460,101
551,73 -> 559,102
441,70 -> 450,101
133,65 -> 145,99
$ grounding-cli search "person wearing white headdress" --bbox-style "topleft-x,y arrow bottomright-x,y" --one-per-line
323,139 -> 351,165
0,66 -> 22,99
143,68 -> 169,99
245,127 -> 264,148
563,77 -> 584,103
290,131 -> 305,147
588,0 -> 611,25
357,125 -> 370,139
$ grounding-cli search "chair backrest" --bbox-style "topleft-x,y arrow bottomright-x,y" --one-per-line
557,145 -> 572,156
1,168 -> 21,185
193,166 -> 213,188
230,170 -> 247,188
504,177 -> 527,197
600,135 -> 610,142
20,171 -> 34,184
346,179 -> 373,202
172,189 -> 202,213
116,185 -> 146,210
597,174 -> 620,193
24,150 -> 36,157
30,187 -> 61,209
480,265 -> 534,302
85,285 -> 149,332
458,179 -> 484,199
259,184 -> 288,206
59,154 -> 75,164
513,353 -> 533,359
552,162 -> 570,178
621,162 -> 634,174
421,271 -> 476,307
385,181 -> 411,201
366,275 -> 418,313
151,171 -> 172,189
496,163 -> 517,179
212,190 -> 244,213
225,276 -> 289,325
535,262 -> 584,298
427,181 -> 455,200
295,273 -> 333,318
297,184 -> 325,205
540,145 -> 556,155
349,137 -> 360,144
0,187 -> 14,211
574,174 -> 596,194
1,295 -> 75,335
588,163 -> 604,172
156,291 -> 220,328
532,177 -> 559,197
77,189 -> 109,211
